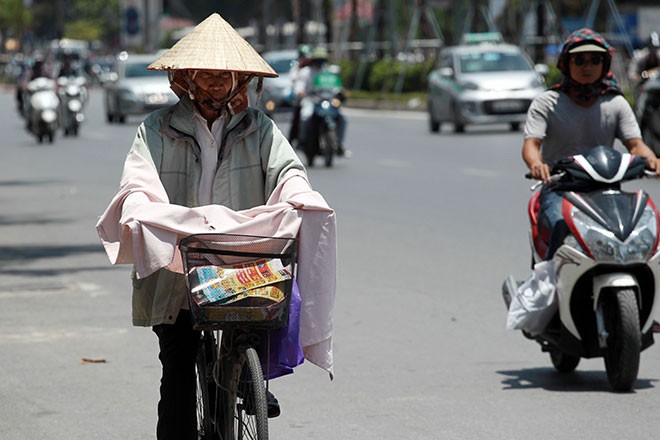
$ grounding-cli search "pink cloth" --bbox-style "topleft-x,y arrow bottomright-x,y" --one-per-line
96,150 -> 336,378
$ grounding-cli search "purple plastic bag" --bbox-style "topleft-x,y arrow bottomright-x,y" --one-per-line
258,279 -> 304,379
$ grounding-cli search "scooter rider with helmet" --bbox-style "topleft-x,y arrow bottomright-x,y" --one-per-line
294,46 -> 347,156
522,28 -> 660,260
288,44 -> 312,145
628,31 -> 660,86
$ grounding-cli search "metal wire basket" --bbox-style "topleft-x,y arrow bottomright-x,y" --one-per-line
179,233 -> 298,331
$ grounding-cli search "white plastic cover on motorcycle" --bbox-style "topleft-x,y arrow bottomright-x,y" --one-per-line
506,260 -> 558,336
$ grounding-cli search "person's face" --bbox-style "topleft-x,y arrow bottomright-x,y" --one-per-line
190,70 -> 234,102
568,52 -> 604,84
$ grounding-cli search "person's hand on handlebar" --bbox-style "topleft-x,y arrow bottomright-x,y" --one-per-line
522,137 -> 552,183
645,156 -> 660,177
624,138 -> 660,177
529,160 -> 552,183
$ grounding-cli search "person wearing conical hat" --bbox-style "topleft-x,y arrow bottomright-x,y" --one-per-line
96,13 -> 337,439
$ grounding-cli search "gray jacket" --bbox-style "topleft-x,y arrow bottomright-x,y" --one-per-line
128,96 -> 305,326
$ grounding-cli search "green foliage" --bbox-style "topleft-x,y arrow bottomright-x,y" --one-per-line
24,0 -> 119,48
545,64 -> 562,87
337,58 -> 435,93
69,0 -> 120,44
336,59 -> 358,89
368,59 -> 396,91
0,0 -> 33,38
64,20 -> 104,41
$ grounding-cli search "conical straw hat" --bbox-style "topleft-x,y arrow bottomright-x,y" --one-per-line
148,13 -> 277,78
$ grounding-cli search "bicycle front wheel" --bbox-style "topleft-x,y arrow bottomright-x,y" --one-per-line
223,345 -> 269,439
196,331 -> 221,440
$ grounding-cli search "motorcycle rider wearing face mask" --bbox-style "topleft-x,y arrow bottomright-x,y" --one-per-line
522,28 -> 660,260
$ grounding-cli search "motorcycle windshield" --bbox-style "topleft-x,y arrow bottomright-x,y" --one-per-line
566,190 -> 647,241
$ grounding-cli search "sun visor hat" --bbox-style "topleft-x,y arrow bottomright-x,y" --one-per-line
148,13 -> 277,78
569,43 -> 607,54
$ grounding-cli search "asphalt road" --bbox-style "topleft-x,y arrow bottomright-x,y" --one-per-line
1,87 -> 660,439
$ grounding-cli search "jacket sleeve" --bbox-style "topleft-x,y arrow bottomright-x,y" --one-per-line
254,110 -> 306,198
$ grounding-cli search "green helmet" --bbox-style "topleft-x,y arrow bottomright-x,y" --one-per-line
298,44 -> 312,59
310,46 -> 329,61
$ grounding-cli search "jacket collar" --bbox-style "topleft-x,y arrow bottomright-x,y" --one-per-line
166,95 -> 255,138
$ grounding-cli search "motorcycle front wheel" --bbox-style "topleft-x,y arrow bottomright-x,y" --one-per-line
319,125 -> 337,167
603,288 -> 641,392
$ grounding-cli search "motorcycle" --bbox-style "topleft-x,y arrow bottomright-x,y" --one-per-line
299,69 -> 345,167
502,146 -> 660,391
57,76 -> 87,137
25,77 -> 60,144
635,67 -> 660,154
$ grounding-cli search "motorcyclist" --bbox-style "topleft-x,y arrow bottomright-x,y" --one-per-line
522,28 -> 660,260
22,54 -> 58,134
294,46 -> 347,156
29,56 -> 47,80
17,54 -> 48,113
628,31 -> 660,86
57,56 -> 77,78
288,44 -> 311,146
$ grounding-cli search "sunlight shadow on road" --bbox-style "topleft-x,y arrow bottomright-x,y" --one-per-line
0,244 -> 105,264
0,179 -> 64,187
497,367 -> 657,392
0,215 -> 70,226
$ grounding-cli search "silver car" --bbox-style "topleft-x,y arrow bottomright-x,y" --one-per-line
104,52 -> 178,124
258,49 -> 298,113
427,42 -> 547,133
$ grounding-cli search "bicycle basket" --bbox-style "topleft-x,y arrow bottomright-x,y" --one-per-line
179,233 -> 298,331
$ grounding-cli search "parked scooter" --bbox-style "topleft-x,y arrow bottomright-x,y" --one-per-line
502,146 -> 660,391
57,76 -> 87,137
635,67 -> 660,154
25,77 -> 60,144
299,69 -> 345,167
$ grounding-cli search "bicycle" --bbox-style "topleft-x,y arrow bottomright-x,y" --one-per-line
179,233 -> 298,440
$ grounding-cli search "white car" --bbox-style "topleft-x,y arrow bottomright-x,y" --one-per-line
427,36 -> 548,133
254,49 -> 298,114
104,52 -> 178,124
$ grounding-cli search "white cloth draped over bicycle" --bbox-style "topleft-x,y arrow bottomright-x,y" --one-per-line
96,150 -> 337,378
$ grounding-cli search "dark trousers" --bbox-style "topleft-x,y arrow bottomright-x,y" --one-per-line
152,310 -> 201,440
289,104 -> 302,143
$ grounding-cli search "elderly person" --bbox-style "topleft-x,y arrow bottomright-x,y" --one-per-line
96,13 -> 337,440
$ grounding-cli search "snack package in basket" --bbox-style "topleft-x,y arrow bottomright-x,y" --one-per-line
189,258 -> 292,306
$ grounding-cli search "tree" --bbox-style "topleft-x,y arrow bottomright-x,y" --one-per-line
0,0 -> 33,51
67,0 -> 121,44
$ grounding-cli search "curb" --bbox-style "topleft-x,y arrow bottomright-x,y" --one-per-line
344,97 -> 427,112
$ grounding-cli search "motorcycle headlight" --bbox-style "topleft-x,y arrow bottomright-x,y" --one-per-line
571,206 -> 657,263
68,99 -> 82,112
42,109 -> 57,123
